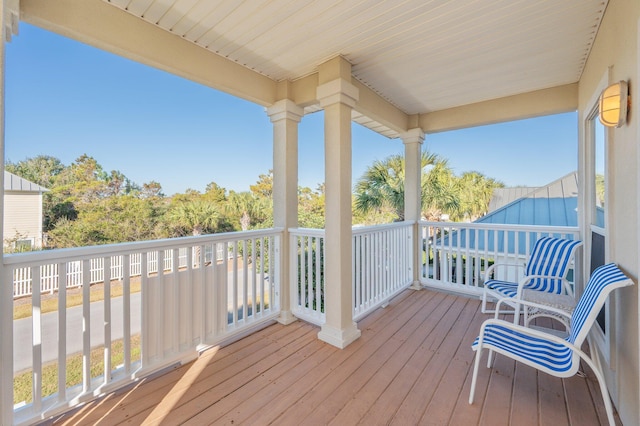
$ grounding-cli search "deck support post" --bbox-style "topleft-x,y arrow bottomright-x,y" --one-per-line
402,128 -> 425,290
268,97 -> 303,325
316,57 -> 361,349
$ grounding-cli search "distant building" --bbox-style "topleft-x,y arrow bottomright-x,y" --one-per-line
4,171 -> 48,251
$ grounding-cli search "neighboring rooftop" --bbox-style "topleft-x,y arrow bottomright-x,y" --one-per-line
479,172 -> 578,227
4,171 -> 48,193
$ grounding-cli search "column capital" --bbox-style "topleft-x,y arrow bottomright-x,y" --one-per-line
316,78 -> 359,108
266,99 -> 304,123
401,128 -> 425,145
4,0 -> 19,42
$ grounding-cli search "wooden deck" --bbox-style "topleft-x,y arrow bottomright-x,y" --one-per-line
49,288 -> 617,425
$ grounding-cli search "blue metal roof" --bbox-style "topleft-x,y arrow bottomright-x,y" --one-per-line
440,172 -> 590,255
478,172 -> 578,227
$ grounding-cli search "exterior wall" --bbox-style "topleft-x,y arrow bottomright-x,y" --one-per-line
4,191 -> 43,249
578,0 -> 640,424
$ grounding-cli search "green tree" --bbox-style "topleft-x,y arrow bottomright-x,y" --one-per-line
299,185 -> 326,228
167,199 -> 220,236
457,171 -> 503,221
140,181 -> 164,199
204,181 -> 227,203
6,155 -> 64,188
250,170 -> 273,198
48,195 -> 164,247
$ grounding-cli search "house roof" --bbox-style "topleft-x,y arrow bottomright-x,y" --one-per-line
488,187 -> 540,212
478,172 -> 579,227
4,171 -> 48,193
442,172 -> 584,255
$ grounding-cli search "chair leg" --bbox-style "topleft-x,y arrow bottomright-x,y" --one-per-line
481,291 -> 491,314
578,352 -> 616,426
469,347 -> 483,404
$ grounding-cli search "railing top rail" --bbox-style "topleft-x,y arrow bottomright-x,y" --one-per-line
418,221 -> 580,234
289,221 -> 415,238
4,228 -> 285,266
352,221 -> 414,235
288,227 -> 326,237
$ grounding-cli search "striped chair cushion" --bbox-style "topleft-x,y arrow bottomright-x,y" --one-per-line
472,322 -> 574,374
522,237 -> 582,294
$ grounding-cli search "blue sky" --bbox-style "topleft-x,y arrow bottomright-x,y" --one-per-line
5,24 -> 577,195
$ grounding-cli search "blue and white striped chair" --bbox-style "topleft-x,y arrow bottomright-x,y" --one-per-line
470,263 -> 634,426
481,236 -> 583,329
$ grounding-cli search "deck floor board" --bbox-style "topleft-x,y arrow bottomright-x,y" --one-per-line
50,288 -> 619,426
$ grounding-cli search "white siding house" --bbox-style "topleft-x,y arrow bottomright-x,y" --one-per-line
4,171 -> 47,251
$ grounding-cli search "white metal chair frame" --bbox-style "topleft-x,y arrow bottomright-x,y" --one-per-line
469,263 -> 634,426
481,237 -> 583,330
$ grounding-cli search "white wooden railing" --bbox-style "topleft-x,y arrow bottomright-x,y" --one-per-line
8,229 -> 281,425
13,246 -> 230,299
419,221 -> 581,296
352,222 -> 414,321
290,222 -> 414,325
7,221 -> 582,424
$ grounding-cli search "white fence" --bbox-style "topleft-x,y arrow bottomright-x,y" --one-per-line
13,246 -> 230,299
290,222 -> 414,325
419,221 -> 581,296
8,229 -> 281,426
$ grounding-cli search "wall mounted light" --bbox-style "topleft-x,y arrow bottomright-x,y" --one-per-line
599,80 -> 630,127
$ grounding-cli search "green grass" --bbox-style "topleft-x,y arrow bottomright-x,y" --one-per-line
13,335 -> 141,405
13,280 -> 142,320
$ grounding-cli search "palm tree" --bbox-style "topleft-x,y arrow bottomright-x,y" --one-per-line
167,200 -> 220,236
354,154 -> 406,220
354,151 -> 460,222
227,191 -> 272,231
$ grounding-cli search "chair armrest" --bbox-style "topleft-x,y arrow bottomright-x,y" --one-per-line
515,273 -> 572,298
494,296 -> 573,321
483,263 -> 525,282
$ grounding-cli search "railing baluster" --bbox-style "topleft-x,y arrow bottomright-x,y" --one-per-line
103,256 -> 112,386
57,262 -> 67,402
172,247 -> 180,354
82,259 -> 91,393
31,265 -> 42,412
141,252 -> 149,367
157,250 -> 164,358
123,255 -> 131,374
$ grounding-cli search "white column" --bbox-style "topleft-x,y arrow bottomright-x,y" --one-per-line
0,1 -> 14,424
402,128 -> 425,289
267,99 -> 303,325
316,78 -> 361,348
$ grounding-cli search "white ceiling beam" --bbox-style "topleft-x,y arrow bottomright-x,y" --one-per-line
420,83 -> 578,134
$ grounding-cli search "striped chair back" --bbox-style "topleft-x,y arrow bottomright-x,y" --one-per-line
524,237 -> 582,294
567,263 -> 633,345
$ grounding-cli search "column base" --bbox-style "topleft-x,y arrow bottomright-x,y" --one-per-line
277,310 -> 298,325
318,322 -> 361,349
410,281 -> 423,290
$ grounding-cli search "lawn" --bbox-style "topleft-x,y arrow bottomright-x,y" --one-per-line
13,335 -> 141,405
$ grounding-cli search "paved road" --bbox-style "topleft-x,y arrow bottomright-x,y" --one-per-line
13,268 -> 268,374
13,293 -> 141,374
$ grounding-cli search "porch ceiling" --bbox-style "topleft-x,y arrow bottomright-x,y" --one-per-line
103,0 -> 606,116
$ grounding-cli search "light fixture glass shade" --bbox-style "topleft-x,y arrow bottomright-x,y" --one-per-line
599,81 -> 628,127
